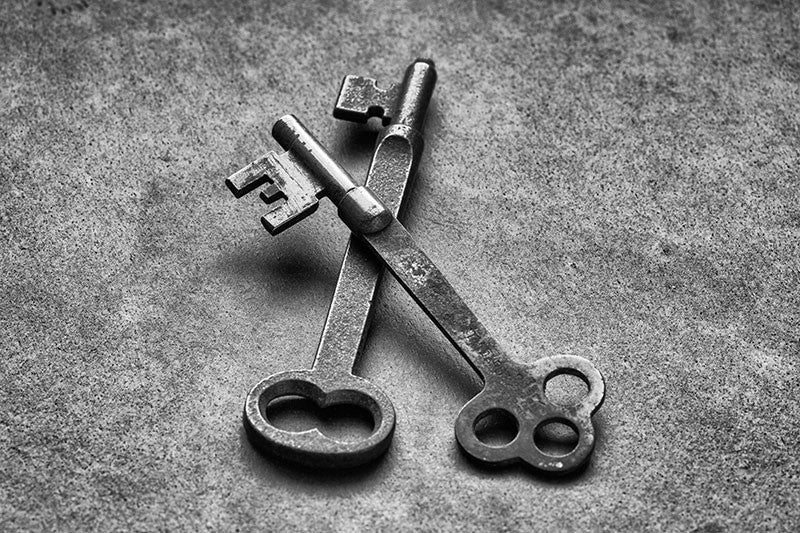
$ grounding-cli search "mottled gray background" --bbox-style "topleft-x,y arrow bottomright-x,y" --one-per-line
1,0 -> 798,531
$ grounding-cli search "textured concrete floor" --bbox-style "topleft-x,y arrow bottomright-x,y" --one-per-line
2,0 -> 799,531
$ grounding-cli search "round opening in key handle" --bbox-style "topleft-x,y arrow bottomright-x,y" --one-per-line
454,354 -> 605,473
243,369 -> 396,469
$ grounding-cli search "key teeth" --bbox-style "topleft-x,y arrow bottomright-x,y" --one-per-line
227,138 -> 325,235
225,154 -> 274,198
334,75 -> 397,124
261,201 -> 319,236
259,183 -> 283,203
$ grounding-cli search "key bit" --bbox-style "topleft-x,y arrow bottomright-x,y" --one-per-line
224,136 -> 326,235
334,75 -> 401,125
335,59 -> 435,133
226,115 -> 393,236
225,153 -> 274,198
259,183 -> 283,203
227,60 -> 435,236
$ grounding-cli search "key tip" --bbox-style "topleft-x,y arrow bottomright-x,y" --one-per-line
272,115 -> 304,150
224,177 -> 243,197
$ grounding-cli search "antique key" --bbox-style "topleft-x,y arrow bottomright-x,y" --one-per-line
228,111 -> 605,473
227,60 -> 436,467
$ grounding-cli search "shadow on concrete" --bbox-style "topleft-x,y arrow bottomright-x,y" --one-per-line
216,228 -> 339,289
237,425 -> 392,492
330,119 -> 380,179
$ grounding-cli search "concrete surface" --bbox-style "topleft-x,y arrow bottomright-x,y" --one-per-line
2,0 -> 799,531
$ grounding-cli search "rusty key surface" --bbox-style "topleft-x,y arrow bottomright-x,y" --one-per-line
228,112 -> 605,474
227,60 -> 436,467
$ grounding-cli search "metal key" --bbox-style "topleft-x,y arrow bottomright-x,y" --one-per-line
228,112 -> 606,473
227,60 -> 436,467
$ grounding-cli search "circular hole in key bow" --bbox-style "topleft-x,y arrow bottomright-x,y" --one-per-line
473,409 -> 519,447
265,395 -> 375,442
534,419 -> 579,457
544,371 -> 589,406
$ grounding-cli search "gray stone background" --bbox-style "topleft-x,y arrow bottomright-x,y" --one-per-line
2,0 -> 798,531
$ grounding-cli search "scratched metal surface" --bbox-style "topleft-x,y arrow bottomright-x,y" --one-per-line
2,1 -> 799,531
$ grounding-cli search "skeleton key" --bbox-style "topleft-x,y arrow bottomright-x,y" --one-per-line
227,60 -> 436,467
228,112 -> 605,474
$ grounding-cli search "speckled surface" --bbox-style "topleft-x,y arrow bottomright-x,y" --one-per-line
2,0 -> 799,531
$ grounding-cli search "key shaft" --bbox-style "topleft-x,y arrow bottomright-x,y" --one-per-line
362,220 -> 509,380
271,116 -> 355,205
273,115 -> 393,234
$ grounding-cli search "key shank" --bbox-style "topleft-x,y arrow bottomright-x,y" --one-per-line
362,220 -> 509,380
272,116 -> 392,235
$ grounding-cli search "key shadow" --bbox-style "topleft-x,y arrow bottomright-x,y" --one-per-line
216,225 -> 341,293
238,425 -> 393,491
330,120 -> 380,185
